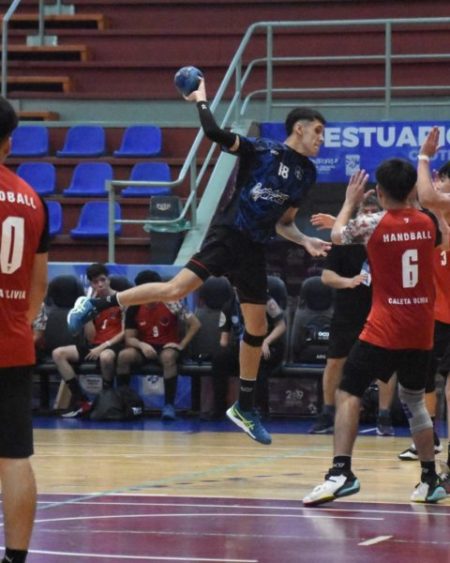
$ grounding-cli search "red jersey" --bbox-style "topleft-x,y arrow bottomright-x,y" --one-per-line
341,208 -> 437,350
433,247 -> 450,324
125,301 -> 190,345
91,306 -> 123,345
0,164 -> 49,367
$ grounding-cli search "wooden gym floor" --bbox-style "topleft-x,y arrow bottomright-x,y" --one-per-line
4,417 -> 450,562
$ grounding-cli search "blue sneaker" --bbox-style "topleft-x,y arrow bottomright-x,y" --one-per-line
226,401 -> 272,445
161,403 -> 176,421
67,296 -> 97,335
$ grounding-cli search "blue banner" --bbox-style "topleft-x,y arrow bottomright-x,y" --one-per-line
259,121 -> 450,183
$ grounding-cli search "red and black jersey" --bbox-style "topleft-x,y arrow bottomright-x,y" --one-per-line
341,208 -> 437,350
0,164 -> 49,367
433,247 -> 450,325
125,301 -> 190,345
91,306 -> 123,345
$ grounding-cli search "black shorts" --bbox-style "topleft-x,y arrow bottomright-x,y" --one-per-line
76,341 -> 124,362
424,321 -> 450,392
327,322 -> 363,359
341,339 -> 431,398
0,366 -> 34,458
186,226 -> 267,304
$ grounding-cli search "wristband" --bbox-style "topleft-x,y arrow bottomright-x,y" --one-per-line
418,155 -> 430,162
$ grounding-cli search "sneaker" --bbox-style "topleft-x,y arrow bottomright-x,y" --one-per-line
308,412 -> 334,434
161,403 -> 176,421
303,471 -> 360,507
438,465 -> 450,495
226,401 -> 272,445
61,400 -> 92,418
411,477 -> 447,503
67,296 -> 97,335
398,443 -> 443,461
376,413 -> 395,436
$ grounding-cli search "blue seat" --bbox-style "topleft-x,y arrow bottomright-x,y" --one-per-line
46,200 -> 63,236
70,201 -> 121,239
57,125 -> 106,157
16,162 -> 56,196
121,162 -> 171,198
259,122 -> 285,142
10,126 -> 49,157
113,125 -> 162,157
63,162 -> 113,197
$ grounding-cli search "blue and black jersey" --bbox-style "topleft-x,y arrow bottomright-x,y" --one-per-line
214,136 -> 317,243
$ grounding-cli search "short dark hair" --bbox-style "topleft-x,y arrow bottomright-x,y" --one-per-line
438,161 -> 450,180
375,158 -> 417,203
285,107 -> 326,136
134,269 -> 162,285
0,97 -> 18,143
86,262 -> 109,281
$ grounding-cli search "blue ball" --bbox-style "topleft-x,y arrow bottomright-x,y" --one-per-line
174,66 -> 203,96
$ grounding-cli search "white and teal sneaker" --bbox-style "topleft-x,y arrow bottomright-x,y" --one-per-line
67,296 -> 97,335
226,401 -> 272,445
303,472 -> 361,506
411,478 -> 447,503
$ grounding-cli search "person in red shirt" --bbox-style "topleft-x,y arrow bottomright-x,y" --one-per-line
303,154 -> 447,507
398,161 -> 450,462
0,98 -> 49,563
52,263 -> 124,418
116,270 -> 201,421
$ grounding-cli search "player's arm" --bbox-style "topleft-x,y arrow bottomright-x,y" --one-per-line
185,78 -> 239,152
276,207 -> 331,257
331,170 -> 369,244
417,127 -> 450,212
322,268 -> 365,289
178,312 -> 201,351
27,252 -> 48,324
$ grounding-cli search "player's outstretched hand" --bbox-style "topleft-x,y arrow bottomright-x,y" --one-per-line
420,126 -> 440,159
184,77 -> 207,103
302,236 -> 332,257
345,169 -> 369,207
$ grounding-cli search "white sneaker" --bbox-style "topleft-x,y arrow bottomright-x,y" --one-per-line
303,473 -> 360,507
411,479 -> 447,503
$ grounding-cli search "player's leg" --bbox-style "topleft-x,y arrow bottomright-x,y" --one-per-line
376,374 -> 396,436
68,268 -> 204,334
52,344 -> 90,416
397,351 -> 446,503
303,341 -> 393,506
0,367 -> 36,563
309,357 -> 345,434
226,302 -> 271,444
159,347 -> 180,421
98,347 -> 117,390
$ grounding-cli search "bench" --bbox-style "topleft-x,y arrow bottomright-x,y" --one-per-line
33,358 -> 325,416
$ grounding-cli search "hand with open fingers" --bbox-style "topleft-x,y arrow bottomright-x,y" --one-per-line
303,236 -> 332,257
346,169 -> 369,207
310,213 -> 336,230
420,126 -> 440,159
184,77 -> 206,103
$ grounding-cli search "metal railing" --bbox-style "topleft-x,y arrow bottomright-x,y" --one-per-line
107,16 -> 450,262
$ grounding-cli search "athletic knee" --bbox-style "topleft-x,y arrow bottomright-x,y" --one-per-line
398,384 -> 432,433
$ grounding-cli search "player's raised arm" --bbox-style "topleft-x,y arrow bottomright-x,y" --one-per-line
417,127 -> 450,211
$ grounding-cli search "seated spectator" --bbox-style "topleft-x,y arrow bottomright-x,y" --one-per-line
52,263 -> 125,418
211,286 -> 286,419
116,269 -> 201,421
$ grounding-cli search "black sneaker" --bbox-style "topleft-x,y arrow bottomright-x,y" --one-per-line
376,413 -> 395,436
309,412 -> 334,434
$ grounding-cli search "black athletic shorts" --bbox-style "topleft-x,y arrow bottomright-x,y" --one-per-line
341,339 -> 431,398
186,225 -> 267,304
327,321 -> 363,359
424,321 -> 450,392
76,341 -> 124,362
0,366 -> 34,458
